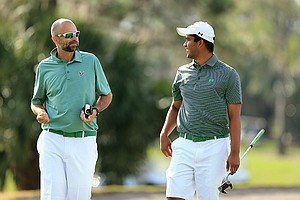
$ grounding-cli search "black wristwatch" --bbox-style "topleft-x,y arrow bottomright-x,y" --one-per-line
92,107 -> 99,116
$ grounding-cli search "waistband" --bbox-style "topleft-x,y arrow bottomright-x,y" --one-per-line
48,129 -> 97,138
180,132 -> 228,142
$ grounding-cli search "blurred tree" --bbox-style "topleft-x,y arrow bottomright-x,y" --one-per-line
96,41 -> 161,184
0,0 -> 58,190
224,0 -> 300,154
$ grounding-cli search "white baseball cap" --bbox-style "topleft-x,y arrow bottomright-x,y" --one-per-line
176,21 -> 215,44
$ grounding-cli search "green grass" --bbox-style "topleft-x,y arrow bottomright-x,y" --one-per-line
3,170 -> 17,192
242,141 -> 300,187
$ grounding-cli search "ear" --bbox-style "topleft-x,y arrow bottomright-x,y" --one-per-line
197,39 -> 202,47
51,35 -> 58,44
198,39 -> 205,48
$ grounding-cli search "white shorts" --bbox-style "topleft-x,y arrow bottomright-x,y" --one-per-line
166,137 -> 230,200
37,130 -> 98,200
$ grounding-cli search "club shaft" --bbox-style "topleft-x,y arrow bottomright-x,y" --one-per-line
250,129 -> 265,146
241,129 -> 265,160
240,146 -> 251,161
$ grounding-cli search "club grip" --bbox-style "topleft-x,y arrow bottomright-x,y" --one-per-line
250,129 -> 265,147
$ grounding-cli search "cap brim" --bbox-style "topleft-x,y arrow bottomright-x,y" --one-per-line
176,27 -> 191,36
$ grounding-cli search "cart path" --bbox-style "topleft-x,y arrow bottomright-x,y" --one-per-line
93,187 -> 300,200
1,187 -> 299,200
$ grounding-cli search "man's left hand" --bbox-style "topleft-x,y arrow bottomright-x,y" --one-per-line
80,110 -> 97,123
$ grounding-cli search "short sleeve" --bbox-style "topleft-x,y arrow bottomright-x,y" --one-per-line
172,70 -> 183,101
94,57 -> 111,95
31,65 -> 46,105
225,69 -> 242,104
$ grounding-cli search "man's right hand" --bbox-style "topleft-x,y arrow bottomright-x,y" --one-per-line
160,134 -> 173,157
36,110 -> 49,124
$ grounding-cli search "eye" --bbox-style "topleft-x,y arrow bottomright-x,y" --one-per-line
65,33 -> 73,38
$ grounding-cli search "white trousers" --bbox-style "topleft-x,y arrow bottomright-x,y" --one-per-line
37,130 -> 98,200
166,137 -> 230,200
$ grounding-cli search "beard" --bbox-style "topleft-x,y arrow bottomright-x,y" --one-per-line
185,49 -> 196,59
62,41 -> 79,52
61,40 -> 79,52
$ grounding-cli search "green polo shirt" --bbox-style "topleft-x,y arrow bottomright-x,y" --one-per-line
31,48 -> 111,132
172,54 -> 242,137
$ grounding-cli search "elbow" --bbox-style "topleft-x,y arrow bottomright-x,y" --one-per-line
108,92 -> 113,104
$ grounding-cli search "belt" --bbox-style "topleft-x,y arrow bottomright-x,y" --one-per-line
48,129 -> 97,138
179,132 -> 228,142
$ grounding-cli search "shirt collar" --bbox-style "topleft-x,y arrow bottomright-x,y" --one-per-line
192,54 -> 219,68
50,48 -> 82,63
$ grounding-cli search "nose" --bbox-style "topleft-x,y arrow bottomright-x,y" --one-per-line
71,36 -> 79,41
72,34 -> 77,39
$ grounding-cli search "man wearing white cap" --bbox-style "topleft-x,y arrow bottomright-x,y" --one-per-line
159,21 -> 242,200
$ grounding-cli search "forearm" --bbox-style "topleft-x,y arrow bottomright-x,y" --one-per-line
228,103 -> 241,155
159,100 -> 181,157
94,92 -> 113,112
160,101 -> 181,137
31,103 -> 46,115
160,110 -> 177,137
229,115 -> 241,155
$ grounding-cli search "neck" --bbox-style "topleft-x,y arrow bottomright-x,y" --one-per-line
194,52 -> 213,66
57,50 -> 75,62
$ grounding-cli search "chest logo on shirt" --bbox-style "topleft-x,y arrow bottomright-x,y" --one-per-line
183,78 -> 188,85
79,71 -> 85,77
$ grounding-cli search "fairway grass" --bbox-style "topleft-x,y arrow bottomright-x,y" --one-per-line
244,141 -> 300,187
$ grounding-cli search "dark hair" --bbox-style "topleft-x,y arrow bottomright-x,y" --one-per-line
192,34 -> 214,53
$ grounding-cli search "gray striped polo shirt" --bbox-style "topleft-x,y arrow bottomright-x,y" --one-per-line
172,54 -> 242,137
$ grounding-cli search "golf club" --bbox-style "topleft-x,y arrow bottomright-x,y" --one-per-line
218,128 -> 265,194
